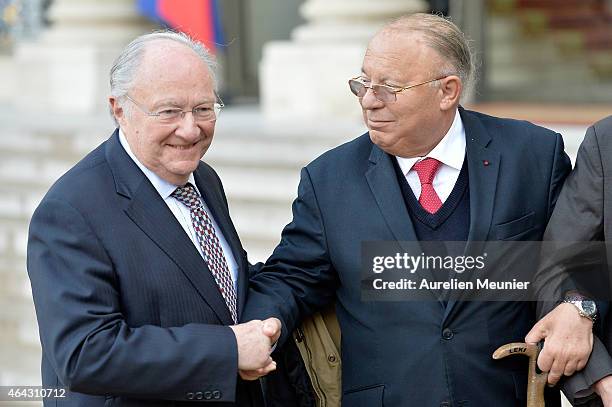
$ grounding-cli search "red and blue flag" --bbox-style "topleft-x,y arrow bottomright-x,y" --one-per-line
137,0 -> 224,53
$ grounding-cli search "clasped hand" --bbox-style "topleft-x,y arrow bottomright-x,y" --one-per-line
230,318 -> 282,380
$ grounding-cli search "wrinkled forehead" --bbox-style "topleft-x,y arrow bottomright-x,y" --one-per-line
365,30 -> 431,60
362,31 -> 439,79
132,40 -> 215,95
141,40 -> 211,75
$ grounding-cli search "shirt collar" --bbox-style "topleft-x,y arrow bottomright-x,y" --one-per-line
396,109 -> 466,176
118,129 -> 196,199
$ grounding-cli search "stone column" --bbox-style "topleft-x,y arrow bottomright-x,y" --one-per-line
260,0 -> 427,122
14,0 -> 155,115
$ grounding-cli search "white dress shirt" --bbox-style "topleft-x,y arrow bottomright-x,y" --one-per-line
395,109 -> 466,203
119,130 -> 238,289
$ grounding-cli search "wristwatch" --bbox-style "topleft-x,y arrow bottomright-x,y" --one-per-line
563,293 -> 598,323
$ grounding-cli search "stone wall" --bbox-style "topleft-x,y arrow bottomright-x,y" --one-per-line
0,111 -> 112,390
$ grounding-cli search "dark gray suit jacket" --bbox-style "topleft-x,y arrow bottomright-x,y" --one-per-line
246,108 -> 570,406
27,130 -> 262,407
540,116 -> 612,406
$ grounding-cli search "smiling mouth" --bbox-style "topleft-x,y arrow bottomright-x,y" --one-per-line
367,120 -> 393,128
168,142 -> 197,150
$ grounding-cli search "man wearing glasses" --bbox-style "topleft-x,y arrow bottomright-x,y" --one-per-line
27,31 -> 279,406
246,13 -> 592,406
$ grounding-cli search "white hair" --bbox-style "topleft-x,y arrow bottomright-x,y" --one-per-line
109,30 -> 217,125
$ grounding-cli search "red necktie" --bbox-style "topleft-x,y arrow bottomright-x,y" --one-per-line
172,184 -> 238,323
412,158 -> 443,214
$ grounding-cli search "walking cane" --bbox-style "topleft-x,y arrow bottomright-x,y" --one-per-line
493,342 -> 548,407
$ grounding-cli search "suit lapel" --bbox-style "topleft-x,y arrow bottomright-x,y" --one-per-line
106,131 -> 234,325
463,112 -> 500,248
365,145 -> 443,287
194,168 -> 249,320
125,185 -> 235,325
365,144 -> 419,244
443,108 -> 501,322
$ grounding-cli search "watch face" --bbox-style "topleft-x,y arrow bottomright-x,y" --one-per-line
581,300 -> 596,316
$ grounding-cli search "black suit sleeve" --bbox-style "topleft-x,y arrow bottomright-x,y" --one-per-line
533,131 -> 583,307
537,126 -> 612,404
243,167 -> 338,343
27,198 -> 239,401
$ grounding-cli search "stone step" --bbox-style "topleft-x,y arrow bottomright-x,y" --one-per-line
230,199 -> 292,239
240,236 -> 282,264
0,261 -> 32,298
0,291 -> 39,347
0,186 -> 47,221
214,165 -> 300,203
0,154 -> 79,190
205,137 -> 336,171
0,222 -> 30,261
0,338 -> 42,385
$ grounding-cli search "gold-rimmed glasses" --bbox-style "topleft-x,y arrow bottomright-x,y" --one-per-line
348,76 -> 450,103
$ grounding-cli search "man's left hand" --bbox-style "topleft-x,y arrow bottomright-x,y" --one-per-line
525,303 -> 593,385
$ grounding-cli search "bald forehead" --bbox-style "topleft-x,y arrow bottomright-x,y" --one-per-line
366,30 -> 444,64
132,39 -> 213,88
141,39 -> 202,66
369,29 -> 424,52
362,30 -> 447,85
365,31 -> 431,64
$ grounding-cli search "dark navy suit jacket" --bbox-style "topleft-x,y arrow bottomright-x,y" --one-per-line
245,108 -> 571,406
27,130 -> 262,407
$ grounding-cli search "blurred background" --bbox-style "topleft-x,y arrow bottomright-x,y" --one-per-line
0,0 -> 611,405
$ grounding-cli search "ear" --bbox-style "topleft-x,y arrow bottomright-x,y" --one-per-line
109,97 -> 125,126
438,75 -> 462,111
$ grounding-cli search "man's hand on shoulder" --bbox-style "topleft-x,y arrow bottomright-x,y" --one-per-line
230,317 -> 281,381
525,303 -> 593,385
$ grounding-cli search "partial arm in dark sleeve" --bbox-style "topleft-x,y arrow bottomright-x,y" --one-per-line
535,127 -> 612,402
243,168 -> 339,344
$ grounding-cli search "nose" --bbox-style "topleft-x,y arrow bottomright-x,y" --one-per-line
174,112 -> 201,140
360,87 -> 384,110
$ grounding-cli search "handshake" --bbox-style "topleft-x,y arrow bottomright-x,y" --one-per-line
230,318 -> 282,381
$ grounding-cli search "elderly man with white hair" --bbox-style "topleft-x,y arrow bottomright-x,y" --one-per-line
27,31 -> 280,407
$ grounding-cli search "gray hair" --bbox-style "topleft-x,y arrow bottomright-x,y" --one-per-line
381,13 -> 475,95
109,30 -> 217,124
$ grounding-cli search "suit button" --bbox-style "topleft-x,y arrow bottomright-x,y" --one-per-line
186,392 -> 194,400
204,391 -> 213,400
442,328 -> 454,340
440,402 -> 451,407
212,390 -> 221,399
195,392 -> 203,400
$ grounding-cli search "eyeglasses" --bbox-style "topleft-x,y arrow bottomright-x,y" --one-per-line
348,75 -> 449,103
125,94 -> 224,123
